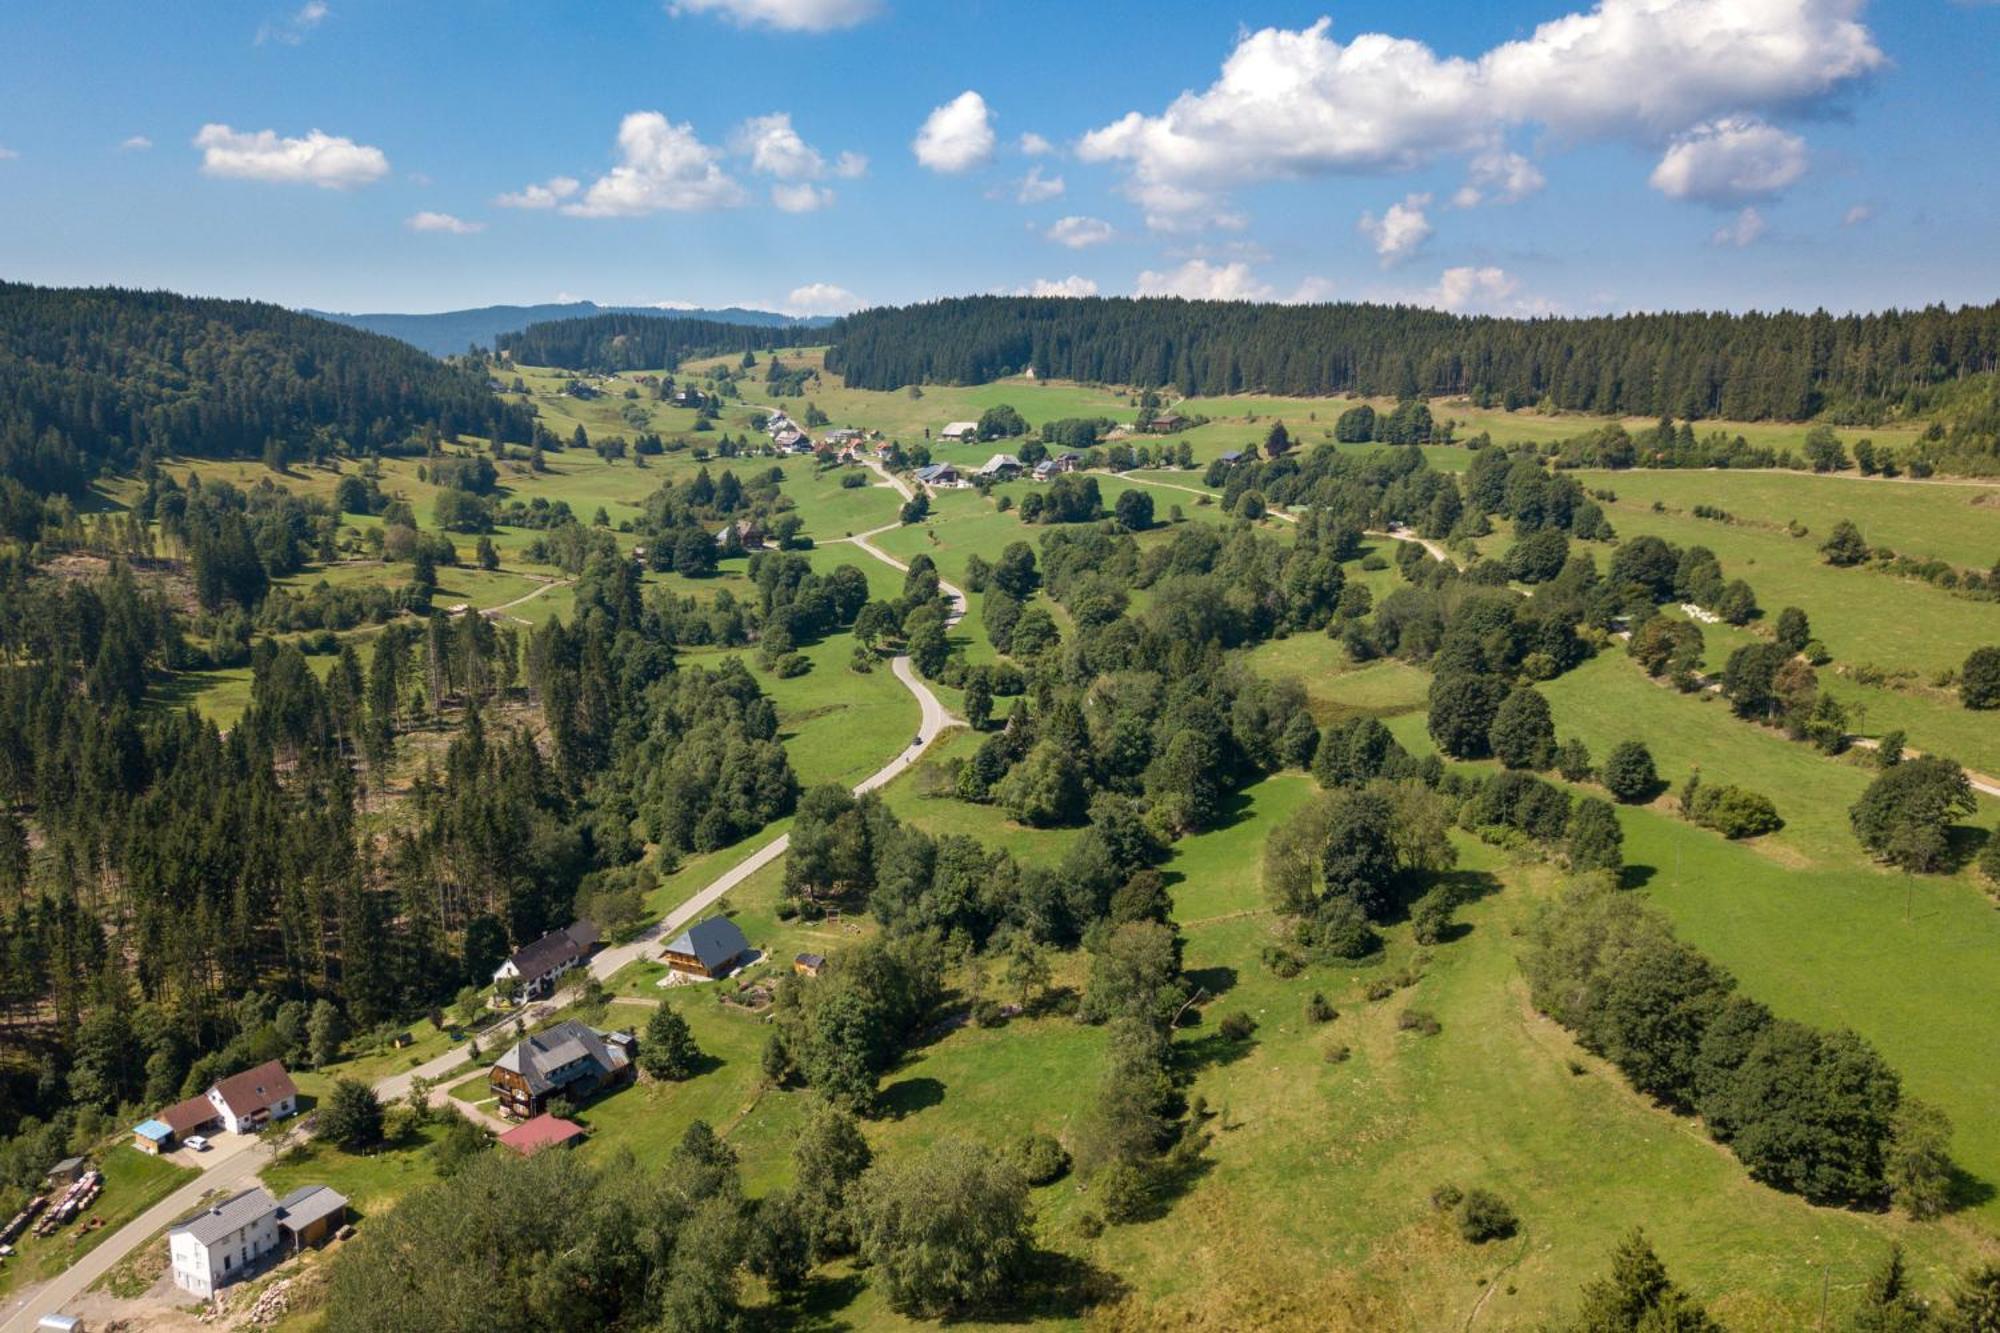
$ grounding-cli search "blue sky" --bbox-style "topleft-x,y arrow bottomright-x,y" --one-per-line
0,0 -> 1994,317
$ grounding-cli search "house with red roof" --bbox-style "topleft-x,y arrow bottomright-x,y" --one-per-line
497,1113 -> 586,1156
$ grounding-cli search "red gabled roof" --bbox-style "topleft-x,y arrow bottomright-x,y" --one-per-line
161,1094 -> 219,1136
210,1059 -> 298,1118
497,1114 -> 585,1156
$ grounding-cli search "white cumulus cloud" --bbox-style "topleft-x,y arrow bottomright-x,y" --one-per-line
256,0 -> 328,46
785,282 -> 863,315
193,124 -> 388,188
1421,266 -> 1522,313
406,211 -> 483,234
1078,4 -> 1881,222
771,182 -> 834,212
1649,116 -> 1807,203
1288,276 -> 1339,304
1016,165 -> 1064,203
730,112 -> 863,210
120,135 -> 154,152
1045,215 -> 1114,249
669,0 -> 879,30
1358,193 -> 1433,266
1711,205 -> 1767,247
1015,276 -> 1099,298
495,176 -> 580,209
1843,202 -> 1873,226
1019,132 -> 1054,157
1452,149 -> 1544,207
564,113 -> 745,216
913,91 -> 995,173
1135,259 -> 1274,302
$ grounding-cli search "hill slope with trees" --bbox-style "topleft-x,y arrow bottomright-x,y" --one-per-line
0,283 -> 535,497
825,296 -> 2000,426
496,312 -> 823,372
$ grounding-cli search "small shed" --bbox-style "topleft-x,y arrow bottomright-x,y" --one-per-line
132,1121 -> 174,1155
793,953 -> 826,978
498,1114 -> 587,1157
274,1186 -> 348,1253
45,1158 -> 85,1186
663,917 -> 751,978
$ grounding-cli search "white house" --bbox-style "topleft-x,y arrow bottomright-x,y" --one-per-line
976,453 -> 1021,479
170,1188 -> 282,1297
939,421 -> 979,442
205,1060 -> 298,1136
492,921 -> 600,1004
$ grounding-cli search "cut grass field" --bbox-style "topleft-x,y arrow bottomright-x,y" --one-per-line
1537,651 -> 2000,1228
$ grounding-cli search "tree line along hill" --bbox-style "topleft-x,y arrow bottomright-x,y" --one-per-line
816,295 -> 2000,431
0,282 -> 536,500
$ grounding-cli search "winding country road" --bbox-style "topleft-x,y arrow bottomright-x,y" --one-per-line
4,465 -> 966,1333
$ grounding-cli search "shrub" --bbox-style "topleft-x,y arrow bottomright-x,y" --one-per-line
1429,1183 -> 1464,1210
1305,992 -> 1337,1024
1398,1008 -> 1442,1037
1075,1211 -> 1104,1238
972,999 -> 1006,1028
1979,835 -> 2000,887
1012,1132 -> 1071,1186
1687,784 -> 1783,839
1323,1043 -> 1351,1063
1456,1189 -> 1519,1243
1218,1011 -> 1258,1042
1961,646 -> 2000,710
1261,945 -> 1304,978
1601,740 -> 1659,802
1555,737 -> 1593,782
1364,979 -> 1395,1002
1096,1163 -> 1151,1224
1408,887 -> 1456,945
1820,519 -> 1869,566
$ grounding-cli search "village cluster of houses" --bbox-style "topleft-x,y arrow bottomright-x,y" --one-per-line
123,908 -> 813,1310
123,1060 -> 352,1300
914,450 -> 1081,492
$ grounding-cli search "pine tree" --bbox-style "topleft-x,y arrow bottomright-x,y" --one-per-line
641,1002 -> 703,1081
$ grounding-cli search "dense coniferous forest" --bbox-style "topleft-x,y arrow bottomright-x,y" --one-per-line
0,284 -> 534,497
497,313 -> 822,372
825,296 -> 2000,423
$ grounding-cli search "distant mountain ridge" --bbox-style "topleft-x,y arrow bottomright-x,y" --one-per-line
305,301 -> 834,358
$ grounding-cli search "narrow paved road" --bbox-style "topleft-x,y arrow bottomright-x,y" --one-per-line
5,467 -> 966,1333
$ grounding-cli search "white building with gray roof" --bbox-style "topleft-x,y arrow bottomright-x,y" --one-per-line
169,1187 -> 282,1297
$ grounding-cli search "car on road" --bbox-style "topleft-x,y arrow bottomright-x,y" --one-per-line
183,1135 -> 209,1152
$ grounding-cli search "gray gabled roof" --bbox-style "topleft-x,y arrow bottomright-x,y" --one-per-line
274,1185 -> 348,1232
499,925 -> 589,983
172,1187 -> 277,1247
494,1020 -> 630,1097
664,917 -> 750,969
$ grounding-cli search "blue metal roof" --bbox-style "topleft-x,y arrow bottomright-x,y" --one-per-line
134,1119 -> 172,1140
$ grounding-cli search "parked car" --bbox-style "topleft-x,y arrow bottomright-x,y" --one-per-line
184,1136 -> 209,1152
